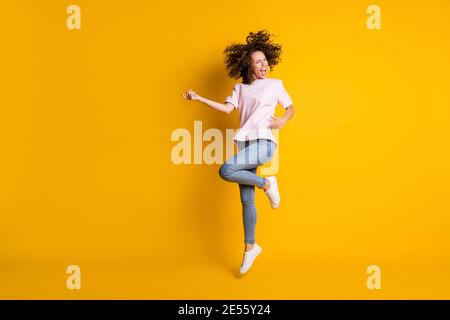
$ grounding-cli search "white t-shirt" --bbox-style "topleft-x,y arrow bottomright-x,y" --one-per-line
225,77 -> 293,145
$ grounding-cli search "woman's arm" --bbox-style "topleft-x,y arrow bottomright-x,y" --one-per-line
268,105 -> 295,129
282,105 -> 295,121
182,89 -> 235,114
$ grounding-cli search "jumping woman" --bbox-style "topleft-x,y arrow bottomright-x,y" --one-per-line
182,29 -> 295,274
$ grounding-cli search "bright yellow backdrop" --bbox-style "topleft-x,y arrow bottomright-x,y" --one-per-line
1,0 -> 449,299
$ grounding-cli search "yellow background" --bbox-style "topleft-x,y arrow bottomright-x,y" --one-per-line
1,0 -> 449,299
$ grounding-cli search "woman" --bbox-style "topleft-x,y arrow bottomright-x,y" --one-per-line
182,30 -> 295,274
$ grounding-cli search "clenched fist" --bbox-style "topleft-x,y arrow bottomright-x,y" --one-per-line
182,89 -> 200,101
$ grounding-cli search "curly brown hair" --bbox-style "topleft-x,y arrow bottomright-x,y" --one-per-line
223,29 -> 283,85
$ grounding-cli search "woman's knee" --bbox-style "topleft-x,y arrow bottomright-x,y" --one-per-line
219,163 -> 233,180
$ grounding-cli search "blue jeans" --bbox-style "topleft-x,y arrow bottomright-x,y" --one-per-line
219,139 -> 276,244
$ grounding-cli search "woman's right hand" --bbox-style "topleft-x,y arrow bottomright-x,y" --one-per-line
182,89 -> 200,101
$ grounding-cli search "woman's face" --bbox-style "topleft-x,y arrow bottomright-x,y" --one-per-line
250,50 -> 268,80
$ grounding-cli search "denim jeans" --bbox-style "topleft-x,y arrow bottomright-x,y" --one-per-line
219,139 -> 276,244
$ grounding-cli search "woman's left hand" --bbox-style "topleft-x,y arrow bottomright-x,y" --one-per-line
268,116 -> 287,129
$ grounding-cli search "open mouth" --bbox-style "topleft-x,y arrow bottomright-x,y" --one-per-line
261,68 -> 267,76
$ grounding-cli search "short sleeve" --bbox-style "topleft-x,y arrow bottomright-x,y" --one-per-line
224,84 -> 240,109
278,80 -> 293,109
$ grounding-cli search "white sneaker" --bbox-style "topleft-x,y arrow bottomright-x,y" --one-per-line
239,244 -> 262,274
264,176 -> 280,209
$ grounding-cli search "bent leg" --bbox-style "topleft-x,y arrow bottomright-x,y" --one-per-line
219,139 -> 275,188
